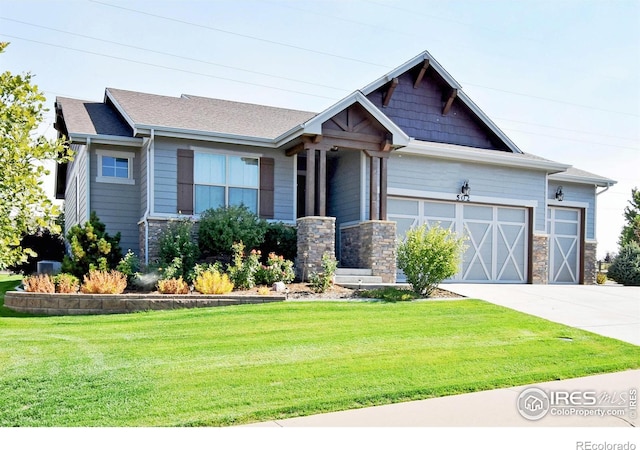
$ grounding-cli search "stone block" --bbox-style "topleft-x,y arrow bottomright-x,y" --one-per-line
40,296 -> 59,309
78,297 -> 102,309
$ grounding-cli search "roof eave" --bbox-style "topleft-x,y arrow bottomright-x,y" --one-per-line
548,172 -> 617,187
137,125 -> 278,148
400,140 -> 571,171
67,133 -> 143,147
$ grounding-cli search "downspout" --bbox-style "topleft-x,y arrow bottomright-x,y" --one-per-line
594,182 -> 613,247
596,182 -> 613,196
86,137 -> 91,221
141,130 -> 154,266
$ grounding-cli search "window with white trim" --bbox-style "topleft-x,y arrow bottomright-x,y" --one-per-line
96,150 -> 135,185
194,153 -> 259,214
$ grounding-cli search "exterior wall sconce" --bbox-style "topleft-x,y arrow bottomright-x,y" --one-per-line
457,180 -> 470,201
555,186 -> 564,201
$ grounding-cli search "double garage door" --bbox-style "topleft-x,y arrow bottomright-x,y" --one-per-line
389,198 -> 529,283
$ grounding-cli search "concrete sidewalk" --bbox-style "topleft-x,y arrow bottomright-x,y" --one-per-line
247,370 -> 639,427
445,283 -> 640,345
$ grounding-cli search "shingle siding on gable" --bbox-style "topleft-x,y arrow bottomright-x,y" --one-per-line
367,72 -> 507,151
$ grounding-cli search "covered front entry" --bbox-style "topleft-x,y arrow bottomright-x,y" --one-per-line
548,207 -> 582,284
389,198 -> 529,283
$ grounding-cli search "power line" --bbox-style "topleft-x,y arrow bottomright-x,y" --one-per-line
0,33 -> 340,101
495,117 -> 638,143
502,127 -> 639,152
0,17 -> 349,94
89,0 -> 390,69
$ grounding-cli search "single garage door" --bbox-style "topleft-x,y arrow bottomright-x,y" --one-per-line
548,207 -> 581,284
389,198 -> 529,283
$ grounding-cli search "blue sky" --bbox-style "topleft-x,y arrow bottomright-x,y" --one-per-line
1,0 -> 638,257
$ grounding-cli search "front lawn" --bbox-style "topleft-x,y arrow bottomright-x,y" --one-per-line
0,280 -> 638,426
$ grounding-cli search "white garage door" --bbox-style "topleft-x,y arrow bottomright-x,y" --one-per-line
389,198 -> 529,283
548,207 -> 581,284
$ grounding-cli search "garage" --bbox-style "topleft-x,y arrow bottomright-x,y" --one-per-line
548,207 -> 581,284
388,198 -> 529,283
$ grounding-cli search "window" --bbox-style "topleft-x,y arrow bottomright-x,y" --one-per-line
194,153 -> 259,214
96,150 -> 135,185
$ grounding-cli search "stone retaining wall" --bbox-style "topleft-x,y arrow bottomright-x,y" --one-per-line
4,292 -> 284,316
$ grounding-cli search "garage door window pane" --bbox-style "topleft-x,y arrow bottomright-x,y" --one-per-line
424,201 -> 455,218
388,199 -> 419,215
555,209 -> 579,221
498,208 -> 525,223
555,221 -> 578,236
464,205 -> 493,220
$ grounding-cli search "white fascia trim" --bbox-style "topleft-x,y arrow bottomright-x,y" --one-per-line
301,91 -> 410,147
388,187 -> 539,208
548,199 -> 590,209
135,125 -> 276,148
68,133 -> 143,147
548,172 -> 616,187
104,89 -> 137,131
360,51 -> 462,95
398,140 -> 571,172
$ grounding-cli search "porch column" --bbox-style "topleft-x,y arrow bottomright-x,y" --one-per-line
369,156 -> 379,220
305,148 -> 315,217
380,156 -> 388,221
318,149 -> 327,216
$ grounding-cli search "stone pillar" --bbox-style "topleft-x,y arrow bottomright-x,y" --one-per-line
583,241 -> 597,285
531,234 -> 549,284
359,220 -> 397,283
340,224 -> 361,268
296,216 -> 335,281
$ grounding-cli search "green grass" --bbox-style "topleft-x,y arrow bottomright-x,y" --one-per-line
0,276 -> 638,426
359,286 -> 421,302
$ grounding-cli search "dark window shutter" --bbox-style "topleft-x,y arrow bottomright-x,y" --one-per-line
177,149 -> 194,215
259,157 -> 275,219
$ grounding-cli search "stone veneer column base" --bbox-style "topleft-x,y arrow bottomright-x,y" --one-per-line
531,234 -> 549,284
583,241 -> 597,285
359,221 -> 397,283
296,216 -> 336,281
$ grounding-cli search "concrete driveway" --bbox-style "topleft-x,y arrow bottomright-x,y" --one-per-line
445,283 -> 640,345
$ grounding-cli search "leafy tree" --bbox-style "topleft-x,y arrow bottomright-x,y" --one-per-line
0,42 -> 71,269
619,187 -> 640,247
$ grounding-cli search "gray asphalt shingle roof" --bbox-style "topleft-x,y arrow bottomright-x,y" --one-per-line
56,97 -> 132,137
106,88 -> 317,139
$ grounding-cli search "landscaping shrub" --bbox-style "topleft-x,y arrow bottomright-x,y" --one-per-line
309,252 -> 338,293
259,222 -> 297,263
157,277 -> 190,295
193,268 -> 234,294
397,224 -> 466,297
596,272 -> 607,285
157,220 -> 199,281
8,228 -> 66,275
116,250 -> 140,285
23,274 -> 55,293
256,252 -> 295,286
227,242 -> 261,289
53,273 -> 79,293
198,205 -> 267,257
62,212 -> 123,278
80,270 -> 127,294
607,242 -> 640,286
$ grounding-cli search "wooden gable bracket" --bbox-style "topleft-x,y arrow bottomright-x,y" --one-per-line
382,77 -> 399,107
413,60 -> 430,88
442,88 -> 458,115
285,135 -> 322,156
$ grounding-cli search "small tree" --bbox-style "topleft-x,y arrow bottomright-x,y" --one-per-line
607,242 -> 640,286
61,212 -> 123,278
619,187 -> 640,247
0,42 -> 72,269
397,224 -> 466,297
